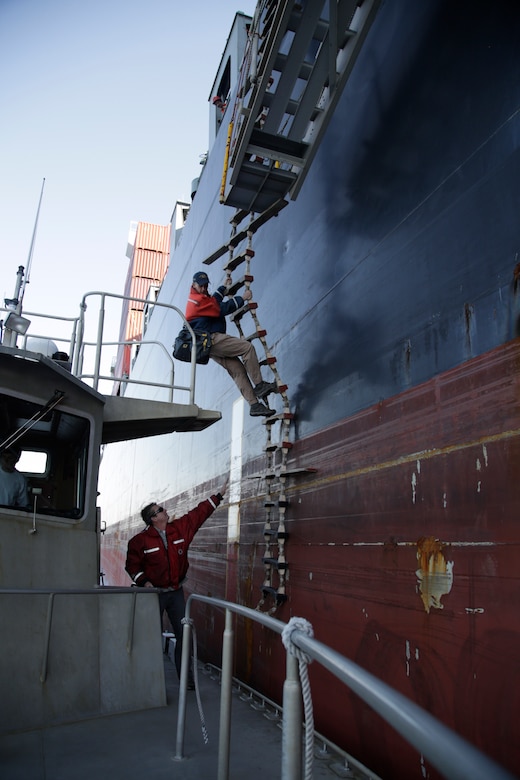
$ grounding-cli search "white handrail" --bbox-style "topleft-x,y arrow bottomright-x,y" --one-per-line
75,291 -> 199,402
1,291 -> 201,405
176,593 -> 515,780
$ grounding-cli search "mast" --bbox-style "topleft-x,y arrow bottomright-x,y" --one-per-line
2,178 -> 45,347
19,177 -> 46,310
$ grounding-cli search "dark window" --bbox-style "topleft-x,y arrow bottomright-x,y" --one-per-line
0,392 -> 90,519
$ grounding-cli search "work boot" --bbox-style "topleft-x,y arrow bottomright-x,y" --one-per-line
250,402 -> 275,417
254,380 -> 277,399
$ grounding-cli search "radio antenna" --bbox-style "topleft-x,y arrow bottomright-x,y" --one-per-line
19,177 -> 46,308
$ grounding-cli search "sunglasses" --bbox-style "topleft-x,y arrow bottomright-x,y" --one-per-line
149,506 -> 164,519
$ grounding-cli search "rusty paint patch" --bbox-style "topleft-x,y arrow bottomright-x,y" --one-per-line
513,261 -> 520,292
416,536 -> 454,613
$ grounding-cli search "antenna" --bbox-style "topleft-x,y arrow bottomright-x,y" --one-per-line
19,177 -> 46,308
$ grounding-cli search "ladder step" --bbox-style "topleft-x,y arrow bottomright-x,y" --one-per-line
223,248 -> 255,272
262,558 -> 288,570
227,275 -> 253,296
230,209 -> 251,227
259,358 -> 276,368
263,411 -> 294,425
264,529 -> 289,539
245,329 -> 267,342
261,586 -> 287,605
203,236 -> 251,266
264,441 -> 293,453
211,202 -> 288,264
264,466 -> 316,480
201,244 -> 229,267
230,301 -> 257,324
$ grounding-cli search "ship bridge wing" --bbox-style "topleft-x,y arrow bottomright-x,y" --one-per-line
222,0 -> 381,212
101,396 -> 221,444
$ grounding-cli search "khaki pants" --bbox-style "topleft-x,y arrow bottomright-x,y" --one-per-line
210,332 -> 263,406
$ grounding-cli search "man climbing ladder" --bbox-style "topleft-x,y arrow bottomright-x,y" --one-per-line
197,202 -> 300,611
185,270 -> 277,416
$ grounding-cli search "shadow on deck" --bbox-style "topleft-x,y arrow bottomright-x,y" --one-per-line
0,646 -> 357,780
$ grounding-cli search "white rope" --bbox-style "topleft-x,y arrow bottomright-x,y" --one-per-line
281,617 -> 315,780
182,617 -> 209,744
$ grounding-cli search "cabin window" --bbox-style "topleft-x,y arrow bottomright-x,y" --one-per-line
0,392 -> 90,520
18,450 -> 48,475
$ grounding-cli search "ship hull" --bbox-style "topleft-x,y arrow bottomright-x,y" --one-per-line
100,0 -> 520,776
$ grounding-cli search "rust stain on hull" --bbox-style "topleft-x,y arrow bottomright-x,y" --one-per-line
416,536 -> 454,613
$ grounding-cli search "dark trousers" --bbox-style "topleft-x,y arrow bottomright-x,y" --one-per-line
159,588 -> 188,679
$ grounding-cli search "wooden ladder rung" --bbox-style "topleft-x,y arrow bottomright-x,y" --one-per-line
245,329 -> 267,342
227,275 -> 253,296
260,355 -> 277,365
223,248 -> 255,272
230,301 -> 257,324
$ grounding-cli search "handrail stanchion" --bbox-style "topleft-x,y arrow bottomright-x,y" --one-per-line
281,651 -> 302,780
92,294 -> 106,391
218,608 -> 234,780
126,590 -> 137,654
175,618 -> 193,760
40,592 -> 55,683
73,299 -> 87,375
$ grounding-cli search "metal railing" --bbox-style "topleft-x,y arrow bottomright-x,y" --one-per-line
1,292 -> 203,404
175,594 -> 516,780
75,291 -> 201,402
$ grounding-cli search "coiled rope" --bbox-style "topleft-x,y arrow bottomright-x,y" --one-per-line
281,617 -> 315,780
181,617 -> 209,744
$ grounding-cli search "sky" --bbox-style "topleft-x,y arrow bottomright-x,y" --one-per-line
0,0 -> 255,347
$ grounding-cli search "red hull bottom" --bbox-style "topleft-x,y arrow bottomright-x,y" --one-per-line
103,340 -> 520,778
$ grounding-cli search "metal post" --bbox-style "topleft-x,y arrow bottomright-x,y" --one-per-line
73,298 -> 87,375
281,651 -> 302,780
126,591 -> 137,654
3,266 -> 25,348
93,294 -> 106,390
40,592 -> 56,683
175,619 -> 193,760
218,608 -> 234,780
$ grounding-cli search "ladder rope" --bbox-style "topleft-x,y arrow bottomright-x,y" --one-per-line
281,617 -> 315,780
224,208 -> 294,611
182,616 -> 209,744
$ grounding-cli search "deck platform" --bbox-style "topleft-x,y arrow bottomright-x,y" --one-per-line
0,646 -> 370,780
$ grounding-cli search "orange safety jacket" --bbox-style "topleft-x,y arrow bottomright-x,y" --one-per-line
185,285 -> 245,334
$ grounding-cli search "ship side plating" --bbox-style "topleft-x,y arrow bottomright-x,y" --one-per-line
99,1 -> 520,777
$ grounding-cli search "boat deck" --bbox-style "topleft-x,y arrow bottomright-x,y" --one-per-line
1,646 -> 363,780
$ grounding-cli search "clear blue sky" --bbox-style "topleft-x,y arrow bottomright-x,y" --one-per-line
0,0 -> 254,332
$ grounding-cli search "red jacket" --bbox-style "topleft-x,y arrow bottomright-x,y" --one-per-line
125,494 -> 222,589
185,285 -> 245,334
185,288 -> 221,321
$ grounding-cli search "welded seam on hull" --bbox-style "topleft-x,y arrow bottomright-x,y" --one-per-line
295,426 -> 520,491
